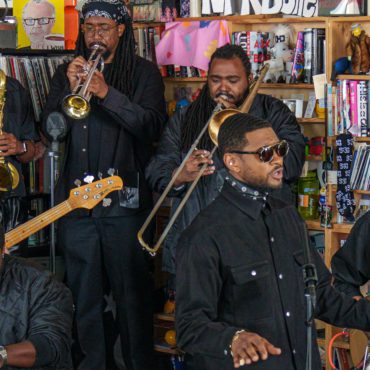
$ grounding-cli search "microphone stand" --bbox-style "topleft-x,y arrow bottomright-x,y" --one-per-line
45,111 -> 67,275
48,139 -> 59,274
302,222 -> 318,370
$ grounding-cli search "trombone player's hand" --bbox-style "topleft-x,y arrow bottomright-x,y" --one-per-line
173,149 -> 215,188
215,95 -> 237,110
67,56 -> 88,92
0,132 -> 24,156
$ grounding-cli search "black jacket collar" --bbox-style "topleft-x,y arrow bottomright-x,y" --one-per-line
220,182 -> 266,220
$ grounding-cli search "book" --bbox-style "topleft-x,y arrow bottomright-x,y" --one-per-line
358,80 -> 368,137
303,28 -> 313,83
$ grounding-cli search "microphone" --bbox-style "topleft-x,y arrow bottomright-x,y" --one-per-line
45,112 -> 67,152
301,221 -> 318,311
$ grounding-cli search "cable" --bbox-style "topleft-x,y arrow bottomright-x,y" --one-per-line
328,331 -> 349,369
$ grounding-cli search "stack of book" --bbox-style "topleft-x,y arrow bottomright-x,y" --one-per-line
327,80 -> 370,137
0,55 -> 72,121
350,143 -> 370,191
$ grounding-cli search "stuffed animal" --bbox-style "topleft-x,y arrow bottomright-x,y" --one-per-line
345,23 -> 370,74
264,24 -> 294,83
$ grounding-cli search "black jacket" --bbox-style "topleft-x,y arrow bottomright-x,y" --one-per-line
42,56 -> 167,217
176,183 -> 370,370
0,255 -> 73,369
2,77 -> 39,197
146,94 -> 305,273
331,211 -> 370,296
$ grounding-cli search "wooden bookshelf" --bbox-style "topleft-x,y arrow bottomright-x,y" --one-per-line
305,219 -> 324,231
155,313 -> 175,322
297,118 -> 325,124
337,74 -> 370,81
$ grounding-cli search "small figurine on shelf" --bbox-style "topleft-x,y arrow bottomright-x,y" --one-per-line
264,24 -> 294,83
319,187 -> 333,228
345,23 -> 370,74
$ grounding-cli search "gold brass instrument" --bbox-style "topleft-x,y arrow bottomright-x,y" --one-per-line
138,64 -> 270,255
62,43 -> 105,120
0,69 -> 20,192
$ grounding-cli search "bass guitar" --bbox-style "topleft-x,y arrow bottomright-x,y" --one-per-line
4,176 -> 123,249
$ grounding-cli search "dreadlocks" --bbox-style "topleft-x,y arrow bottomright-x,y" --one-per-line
181,44 -> 251,151
75,21 -> 136,99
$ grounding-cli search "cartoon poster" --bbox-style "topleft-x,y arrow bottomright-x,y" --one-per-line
13,0 -> 65,49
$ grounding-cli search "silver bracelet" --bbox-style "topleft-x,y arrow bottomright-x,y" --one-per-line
230,329 -> 246,357
0,346 -> 8,367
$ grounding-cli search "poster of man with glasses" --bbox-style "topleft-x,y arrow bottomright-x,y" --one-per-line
14,0 -> 64,49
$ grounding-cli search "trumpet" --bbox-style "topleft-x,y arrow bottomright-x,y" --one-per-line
62,43 -> 105,120
138,64 -> 270,255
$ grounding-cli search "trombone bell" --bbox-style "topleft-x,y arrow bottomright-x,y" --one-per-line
208,108 -> 240,146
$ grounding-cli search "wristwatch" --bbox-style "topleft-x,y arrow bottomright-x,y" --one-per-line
21,141 -> 27,154
0,346 -> 8,368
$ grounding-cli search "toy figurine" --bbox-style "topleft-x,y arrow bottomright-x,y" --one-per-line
345,23 -> 370,74
264,24 -> 294,83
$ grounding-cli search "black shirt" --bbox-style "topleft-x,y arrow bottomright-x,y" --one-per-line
43,56 -> 167,217
176,182 -> 370,370
3,77 -> 39,197
331,211 -> 370,297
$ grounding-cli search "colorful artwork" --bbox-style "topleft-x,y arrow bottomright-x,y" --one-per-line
319,0 -> 366,15
155,20 -> 230,71
13,0 -> 65,49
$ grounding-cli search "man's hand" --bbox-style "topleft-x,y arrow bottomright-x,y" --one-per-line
87,70 -> 109,99
231,331 -> 281,368
0,132 -> 23,156
215,95 -> 237,109
66,56 -> 88,92
173,149 -> 215,187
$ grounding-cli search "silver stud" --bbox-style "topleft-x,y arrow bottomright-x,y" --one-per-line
286,312 -> 291,317
102,198 -> 112,207
270,237 -> 275,243
83,175 -> 94,184
251,270 -> 257,276
241,186 -> 247,192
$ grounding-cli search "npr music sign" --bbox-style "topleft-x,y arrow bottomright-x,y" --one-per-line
240,0 -> 318,17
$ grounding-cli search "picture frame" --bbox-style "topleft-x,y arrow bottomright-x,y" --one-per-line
318,0 -> 366,16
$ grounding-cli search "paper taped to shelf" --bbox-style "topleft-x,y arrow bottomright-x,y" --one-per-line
313,74 -> 327,100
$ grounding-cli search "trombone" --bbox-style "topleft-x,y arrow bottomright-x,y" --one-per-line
138,64 -> 270,255
62,43 -> 105,120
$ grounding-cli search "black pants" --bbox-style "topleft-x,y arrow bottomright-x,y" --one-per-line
58,214 -> 157,370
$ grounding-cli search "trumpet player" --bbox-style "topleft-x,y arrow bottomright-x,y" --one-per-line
0,74 -> 38,234
146,44 -> 305,278
42,0 -> 167,369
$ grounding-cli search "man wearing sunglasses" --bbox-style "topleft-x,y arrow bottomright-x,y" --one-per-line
21,0 -> 56,49
146,44 -> 305,280
176,113 -> 370,370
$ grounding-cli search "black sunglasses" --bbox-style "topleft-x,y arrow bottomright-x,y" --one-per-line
229,140 -> 289,163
